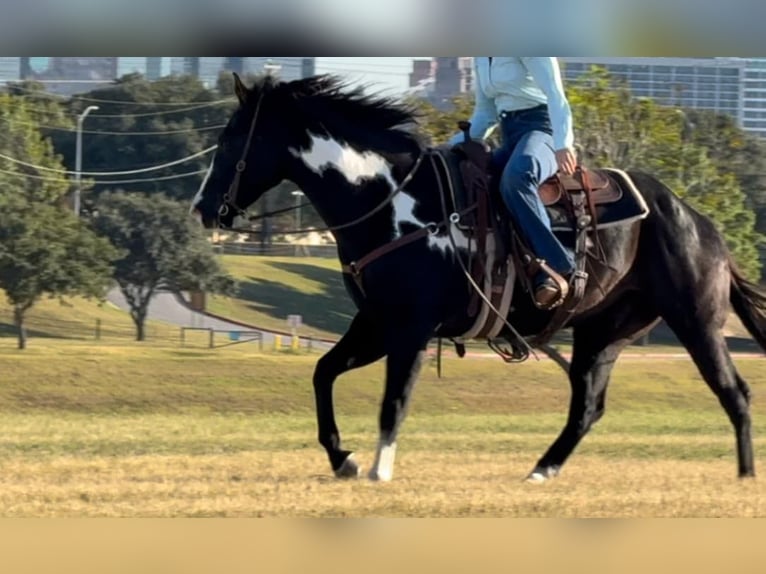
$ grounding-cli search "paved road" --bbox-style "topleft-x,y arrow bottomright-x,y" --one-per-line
106,289 -> 333,351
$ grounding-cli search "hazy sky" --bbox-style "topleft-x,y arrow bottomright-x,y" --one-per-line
314,57 -> 423,95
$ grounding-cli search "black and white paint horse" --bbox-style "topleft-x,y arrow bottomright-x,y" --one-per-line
192,73 -> 766,482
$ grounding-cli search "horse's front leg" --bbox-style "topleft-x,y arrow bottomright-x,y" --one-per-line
368,321 -> 434,482
313,310 -> 386,478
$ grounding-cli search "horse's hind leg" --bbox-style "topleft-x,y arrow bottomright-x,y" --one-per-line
313,310 -> 386,478
528,294 -> 659,482
661,311 -> 754,478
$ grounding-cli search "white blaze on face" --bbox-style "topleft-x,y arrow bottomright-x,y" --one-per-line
291,133 -> 470,254
191,155 -> 215,213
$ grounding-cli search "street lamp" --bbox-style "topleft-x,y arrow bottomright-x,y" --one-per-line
291,190 -> 305,256
264,59 -> 282,77
74,105 -> 99,216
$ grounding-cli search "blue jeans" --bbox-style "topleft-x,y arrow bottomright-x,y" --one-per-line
491,105 -> 575,285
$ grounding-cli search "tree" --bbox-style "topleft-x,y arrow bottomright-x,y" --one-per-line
45,73 -> 237,206
92,192 -> 235,341
565,67 -> 764,279
0,93 -> 116,349
0,197 -> 117,349
407,94 -> 475,145
681,109 -> 766,279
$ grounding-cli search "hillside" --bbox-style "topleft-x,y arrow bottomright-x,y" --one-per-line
0,294 -> 177,344
0,254 -> 758,351
205,256 -> 355,340
206,255 -> 757,347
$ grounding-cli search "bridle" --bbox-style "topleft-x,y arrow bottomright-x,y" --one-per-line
215,88 -> 426,236
218,91 -> 266,220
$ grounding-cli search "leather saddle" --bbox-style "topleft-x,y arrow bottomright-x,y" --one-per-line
449,132 -> 622,222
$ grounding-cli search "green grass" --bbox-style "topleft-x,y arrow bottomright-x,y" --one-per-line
206,255 -> 353,340
0,295 -> 178,344
0,337 -> 763,419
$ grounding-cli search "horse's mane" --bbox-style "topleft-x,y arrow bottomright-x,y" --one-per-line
250,74 -> 424,150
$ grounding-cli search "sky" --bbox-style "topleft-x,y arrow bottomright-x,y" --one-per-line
314,57 -> 424,95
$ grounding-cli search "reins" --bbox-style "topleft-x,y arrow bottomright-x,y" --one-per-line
223,150 -> 426,236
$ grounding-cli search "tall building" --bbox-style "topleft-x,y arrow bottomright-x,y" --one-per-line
559,57 -> 746,128
174,58 -> 314,88
116,57 -> 170,80
409,59 -> 436,90
740,58 -> 766,138
408,57 -> 474,108
0,57 -> 20,84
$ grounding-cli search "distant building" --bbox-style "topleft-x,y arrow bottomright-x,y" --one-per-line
409,59 -> 435,90
559,57 -> 745,128
172,57 -> 316,88
117,57 -> 171,80
15,57 -> 119,95
0,57 -> 317,95
739,58 -> 766,139
408,57 -> 474,109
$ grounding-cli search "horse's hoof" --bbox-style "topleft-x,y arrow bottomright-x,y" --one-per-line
525,471 -> 549,484
368,468 -> 393,482
524,466 -> 558,484
334,454 -> 361,479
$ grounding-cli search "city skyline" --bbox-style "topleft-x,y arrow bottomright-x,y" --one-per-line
315,57 -> 424,95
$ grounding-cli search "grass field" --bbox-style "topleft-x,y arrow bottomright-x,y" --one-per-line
206,256 -> 353,340
0,338 -> 764,517
0,294 -> 178,344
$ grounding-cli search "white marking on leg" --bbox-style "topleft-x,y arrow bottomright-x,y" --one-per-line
368,438 -> 397,482
191,155 -> 215,213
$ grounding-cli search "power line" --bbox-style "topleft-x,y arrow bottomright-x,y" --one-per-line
0,166 -> 208,185
0,118 -> 226,135
7,96 -> 230,121
3,84 -> 237,107
0,145 -> 216,176
87,101 -> 235,119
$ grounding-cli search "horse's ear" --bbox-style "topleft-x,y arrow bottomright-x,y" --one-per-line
233,72 -> 248,105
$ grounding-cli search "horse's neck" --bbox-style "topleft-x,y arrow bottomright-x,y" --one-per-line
296,138 -> 425,260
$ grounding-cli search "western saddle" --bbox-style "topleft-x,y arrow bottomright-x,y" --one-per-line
445,121 -> 622,360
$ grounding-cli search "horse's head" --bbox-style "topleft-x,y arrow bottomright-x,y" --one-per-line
191,72 -> 423,231
191,73 -> 296,229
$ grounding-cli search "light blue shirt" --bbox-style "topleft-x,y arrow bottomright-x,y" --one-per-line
449,57 -> 575,151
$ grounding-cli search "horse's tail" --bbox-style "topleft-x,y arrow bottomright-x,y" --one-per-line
729,257 -> 766,353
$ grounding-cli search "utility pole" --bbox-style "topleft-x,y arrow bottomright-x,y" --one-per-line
259,60 -> 282,254
74,105 -> 99,217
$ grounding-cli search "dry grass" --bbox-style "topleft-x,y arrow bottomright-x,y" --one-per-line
0,441 -> 764,517
0,339 -> 764,517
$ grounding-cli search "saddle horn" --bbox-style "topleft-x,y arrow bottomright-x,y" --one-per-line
458,121 -> 472,143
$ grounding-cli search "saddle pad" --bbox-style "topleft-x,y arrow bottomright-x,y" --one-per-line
549,168 -> 650,233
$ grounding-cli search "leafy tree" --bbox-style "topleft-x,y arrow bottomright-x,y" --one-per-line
543,67 -> 765,279
0,197 -> 117,349
407,94 -> 475,145
45,73 -> 237,205
681,109 -> 766,278
0,94 -> 116,349
92,192 -> 235,341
